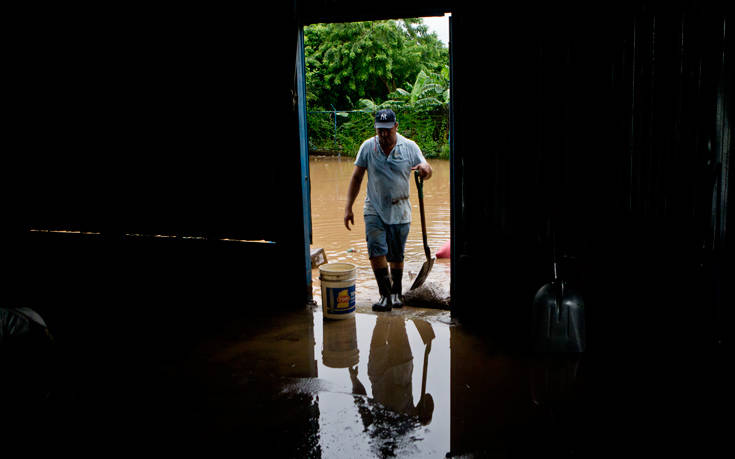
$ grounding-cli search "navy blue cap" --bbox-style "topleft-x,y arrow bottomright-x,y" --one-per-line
374,109 -> 397,128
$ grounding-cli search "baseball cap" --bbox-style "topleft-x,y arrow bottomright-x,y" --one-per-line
374,109 -> 397,128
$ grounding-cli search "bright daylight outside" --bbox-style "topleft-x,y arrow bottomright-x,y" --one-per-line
305,15 -> 452,310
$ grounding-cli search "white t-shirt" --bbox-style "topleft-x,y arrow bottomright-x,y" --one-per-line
355,133 -> 426,224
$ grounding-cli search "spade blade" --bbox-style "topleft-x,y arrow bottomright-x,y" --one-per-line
410,256 -> 435,290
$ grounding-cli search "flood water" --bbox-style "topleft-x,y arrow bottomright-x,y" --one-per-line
183,306 -> 590,457
308,156 -> 451,306
302,309 -> 451,457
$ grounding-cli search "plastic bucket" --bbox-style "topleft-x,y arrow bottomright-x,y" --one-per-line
319,262 -> 357,319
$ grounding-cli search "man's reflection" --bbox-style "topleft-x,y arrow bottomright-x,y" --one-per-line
349,315 -> 435,432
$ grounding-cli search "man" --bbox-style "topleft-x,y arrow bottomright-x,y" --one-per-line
344,109 -> 432,311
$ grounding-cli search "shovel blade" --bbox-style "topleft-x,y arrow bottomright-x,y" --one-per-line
410,256 -> 435,291
532,281 -> 585,353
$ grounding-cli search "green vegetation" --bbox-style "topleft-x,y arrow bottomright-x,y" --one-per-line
305,19 -> 450,159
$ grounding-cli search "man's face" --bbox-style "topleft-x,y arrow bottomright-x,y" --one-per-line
376,123 -> 398,145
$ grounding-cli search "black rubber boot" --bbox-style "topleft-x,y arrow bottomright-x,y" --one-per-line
390,268 -> 404,308
372,267 -> 393,312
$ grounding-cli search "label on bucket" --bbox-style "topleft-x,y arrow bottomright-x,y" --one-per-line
325,285 -> 356,314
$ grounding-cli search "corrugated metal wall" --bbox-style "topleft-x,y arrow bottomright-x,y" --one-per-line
16,6 -> 302,243
11,5 -> 310,316
451,2 -> 731,349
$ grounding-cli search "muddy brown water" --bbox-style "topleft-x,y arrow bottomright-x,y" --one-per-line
181,306 -> 591,457
309,155 -> 451,306
300,309 -> 452,457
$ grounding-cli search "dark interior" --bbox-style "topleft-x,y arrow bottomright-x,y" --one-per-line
7,1 -> 731,454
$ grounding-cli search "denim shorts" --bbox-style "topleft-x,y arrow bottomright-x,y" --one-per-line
364,214 -> 410,262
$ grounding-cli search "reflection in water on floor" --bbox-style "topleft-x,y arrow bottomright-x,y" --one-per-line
22,301 -> 722,456
306,311 -> 450,458
193,306 -> 585,458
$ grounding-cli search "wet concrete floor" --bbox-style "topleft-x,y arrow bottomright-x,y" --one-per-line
185,305 -> 501,458
14,303 -> 726,457
177,308 -> 726,457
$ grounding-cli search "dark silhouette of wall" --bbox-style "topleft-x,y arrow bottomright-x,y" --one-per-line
450,2 -> 731,353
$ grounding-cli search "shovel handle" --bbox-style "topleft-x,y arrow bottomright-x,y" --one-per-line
421,341 -> 431,396
414,171 -> 431,260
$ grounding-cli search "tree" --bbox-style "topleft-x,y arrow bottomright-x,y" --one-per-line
305,18 -> 450,159
305,19 -> 448,110
387,66 -> 450,108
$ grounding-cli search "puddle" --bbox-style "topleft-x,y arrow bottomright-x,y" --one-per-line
302,311 -> 451,457
186,306 -> 592,457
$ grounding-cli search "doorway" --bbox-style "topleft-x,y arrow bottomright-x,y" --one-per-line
296,14 -> 454,309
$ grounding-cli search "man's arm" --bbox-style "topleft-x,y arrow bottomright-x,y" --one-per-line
410,143 -> 432,180
344,166 -> 366,230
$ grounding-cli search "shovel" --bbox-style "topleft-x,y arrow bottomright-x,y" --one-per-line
410,171 -> 435,290
412,319 -> 435,424
532,231 -> 585,353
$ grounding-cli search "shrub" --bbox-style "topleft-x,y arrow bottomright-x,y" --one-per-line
307,106 -> 448,158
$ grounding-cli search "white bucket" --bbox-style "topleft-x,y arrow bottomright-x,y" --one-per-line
319,262 -> 357,319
